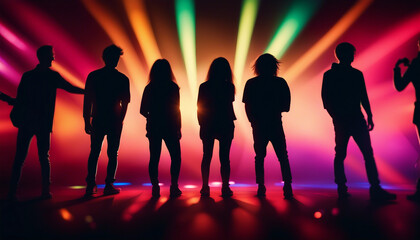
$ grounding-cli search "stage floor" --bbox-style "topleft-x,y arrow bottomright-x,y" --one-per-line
1,185 -> 419,240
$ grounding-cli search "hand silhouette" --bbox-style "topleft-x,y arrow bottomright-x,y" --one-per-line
85,120 -> 93,135
395,58 -> 410,68
367,116 -> 374,131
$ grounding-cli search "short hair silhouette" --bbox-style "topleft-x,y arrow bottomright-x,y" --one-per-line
148,59 -> 177,84
102,44 -> 123,67
253,53 -> 280,76
335,42 -> 356,63
36,45 -> 53,63
206,57 -> 233,83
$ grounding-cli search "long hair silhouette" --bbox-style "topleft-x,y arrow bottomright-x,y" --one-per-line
148,59 -> 177,85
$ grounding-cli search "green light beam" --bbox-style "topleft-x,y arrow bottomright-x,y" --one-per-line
265,0 -> 318,59
234,0 -> 260,86
175,0 -> 197,94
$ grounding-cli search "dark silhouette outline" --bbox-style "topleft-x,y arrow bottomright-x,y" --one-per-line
0,91 -> 15,105
242,53 -> 294,199
394,40 -> 420,202
197,57 -> 236,197
83,44 -> 130,197
8,45 -> 84,201
322,42 -> 396,201
140,59 -> 182,198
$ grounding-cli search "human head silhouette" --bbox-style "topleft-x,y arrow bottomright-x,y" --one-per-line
335,42 -> 355,65
37,45 -> 54,67
253,53 -> 279,76
148,59 -> 176,84
206,57 -> 233,84
102,44 -> 123,68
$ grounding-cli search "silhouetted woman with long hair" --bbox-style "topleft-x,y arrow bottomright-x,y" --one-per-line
140,59 -> 182,198
197,57 -> 236,197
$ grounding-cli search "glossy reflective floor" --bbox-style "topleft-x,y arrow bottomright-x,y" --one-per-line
1,185 -> 419,240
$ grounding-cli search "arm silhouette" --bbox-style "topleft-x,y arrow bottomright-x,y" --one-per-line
360,73 -> 374,131
280,79 -> 291,112
0,91 -> 15,105
140,86 -> 150,118
57,73 -> 84,94
83,74 -> 93,134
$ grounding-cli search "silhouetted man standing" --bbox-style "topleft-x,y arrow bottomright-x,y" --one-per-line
322,42 -> 396,201
243,53 -> 293,199
8,45 -> 84,200
394,40 -> 420,201
84,45 -> 130,197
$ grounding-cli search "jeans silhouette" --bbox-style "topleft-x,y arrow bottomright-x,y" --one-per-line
148,136 -> 181,186
201,138 -> 232,187
9,129 -> 50,195
252,123 -> 292,185
86,127 -> 122,185
333,117 -> 380,186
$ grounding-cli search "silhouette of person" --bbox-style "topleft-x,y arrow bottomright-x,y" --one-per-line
322,42 -> 396,201
394,40 -> 420,201
83,45 -> 130,197
8,45 -> 84,201
197,57 -> 236,197
242,53 -> 293,199
140,59 -> 182,198
0,91 -> 15,105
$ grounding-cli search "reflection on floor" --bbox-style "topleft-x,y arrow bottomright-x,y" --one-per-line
1,185 -> 419,240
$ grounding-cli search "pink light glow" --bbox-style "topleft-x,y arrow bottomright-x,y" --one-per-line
0,23 -> 28,51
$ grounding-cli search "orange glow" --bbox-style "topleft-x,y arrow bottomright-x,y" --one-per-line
81,0 -> 146,94
284,0 -> 373,81
59,208 -> 73,221
52,62 -> 84,89
122,0 -> 161,68
186,197 -> 200,206
314,211 -> 322,219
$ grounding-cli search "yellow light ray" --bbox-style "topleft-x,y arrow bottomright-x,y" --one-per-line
122,0 -> 161,68
284,0 -> 373,82
82,0 -> 145,93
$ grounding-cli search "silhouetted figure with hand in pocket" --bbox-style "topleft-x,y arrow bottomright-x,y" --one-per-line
84,45 -> 130,197
394,40 -> 420,202
8,45 -> 84,201
322,42 -> 396,201
198,57 -> 236,197
243,53 -> 293,199
140,59 -> 182,198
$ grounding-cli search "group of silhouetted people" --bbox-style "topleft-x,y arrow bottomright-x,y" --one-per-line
2,41 -> 420,202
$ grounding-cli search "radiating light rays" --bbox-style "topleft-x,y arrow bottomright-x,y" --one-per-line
0,23 -> 28,51
354,12 -> 420,77
4,1 -> 95,77
265,0 -> 318,59
0,19 -> 85,87
233,0 -> 260,86
122,0 -> 162,68
284,0 -> 373,82
82,0 -> 146,93
52,62 -> 85,88
175,0 -> 197,95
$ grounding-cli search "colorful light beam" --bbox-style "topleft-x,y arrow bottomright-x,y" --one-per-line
284,0 -> 373,82
175,0 -> 197,94
233,0 -> 260,86
0,22 -> 28,51
82,0 -> 146,93
265,0 -> 318,59
122,0 -> 162,68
